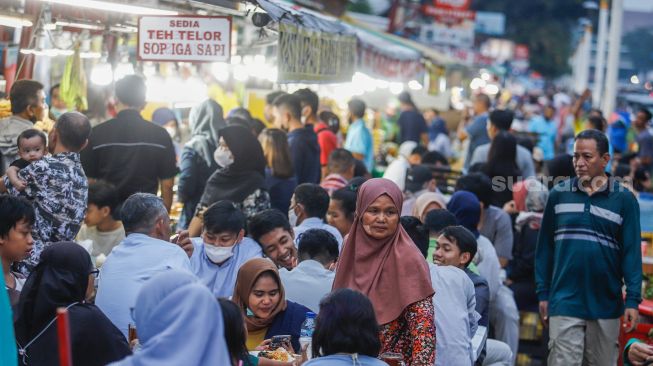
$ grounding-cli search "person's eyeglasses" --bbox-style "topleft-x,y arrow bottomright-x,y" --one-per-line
90,268 -> 100,278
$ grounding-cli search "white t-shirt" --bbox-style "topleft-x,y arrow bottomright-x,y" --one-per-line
77,224 -> 126,257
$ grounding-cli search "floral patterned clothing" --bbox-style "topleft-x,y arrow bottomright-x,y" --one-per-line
195,188 -> 270,220
379,297 -> 436,366
4,152 -> 88,274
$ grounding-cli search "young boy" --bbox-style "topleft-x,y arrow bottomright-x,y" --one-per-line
76,180 -> 125,257
6,129 -> 47,190
433,225 -> 489,326
0,195 -> 35,313
190,200 -> 262,298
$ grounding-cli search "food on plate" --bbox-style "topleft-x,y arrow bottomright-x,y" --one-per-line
258,347 -> 294,362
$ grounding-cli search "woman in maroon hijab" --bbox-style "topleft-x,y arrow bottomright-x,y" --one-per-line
332,178 -> 435,366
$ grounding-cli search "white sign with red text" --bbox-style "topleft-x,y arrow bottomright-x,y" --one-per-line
138,16 -> 231,62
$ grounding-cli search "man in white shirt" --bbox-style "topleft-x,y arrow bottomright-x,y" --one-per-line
189,201 -> 262,298
279,228 -> 337,313
96,193 -> 192,338
289,183 -> 343,251
428,261 -> 478,366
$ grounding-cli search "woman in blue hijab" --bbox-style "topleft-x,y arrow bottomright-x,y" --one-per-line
109,270 -> 230,366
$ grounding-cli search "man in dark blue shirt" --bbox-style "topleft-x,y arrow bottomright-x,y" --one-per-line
397,91 -> 428,145
273,94 -> 321,184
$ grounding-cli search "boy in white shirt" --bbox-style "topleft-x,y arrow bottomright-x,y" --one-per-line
77,180 -> 125,257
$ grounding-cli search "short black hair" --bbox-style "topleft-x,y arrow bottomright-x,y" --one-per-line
353,159 -> 369,178
248,209 -> 292,243
400,216 -> 428,258
218,298 -> 253,366
313,289 -> 381,358
575,129 -> 609,156
319,111 -> 340,134
115,75 -> 146,108
0,195 -> 35,238
293,88 -> 319,116
297,229 -> 339,265
422,151 -> 448,166
56,112 -> 91,151
203,201 -> 246,235
273,94 -> 302,120
411,145 -> 428,157
455,173 -> 493,208
423,209 -> 457,235
475,93 -> 491,109
17,128 -> 47,148
294,183 -> 330,219
266,91 -> 287,105
10,79 -> 44,115
398,91 -> 413,106
328,148 -> 355,175
88,180 -> 120,214
49,83 -> 60,97
440,225 -> 477,266
639,108 -> 652,121
348,99 -> 366,119
331,187 -> 357,220
587,115 -> 607,131
489,109 -> 514,131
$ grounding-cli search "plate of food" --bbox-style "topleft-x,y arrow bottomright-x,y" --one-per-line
258,347 -> 295,362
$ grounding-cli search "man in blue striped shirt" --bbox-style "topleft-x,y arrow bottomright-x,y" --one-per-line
536,129 -> 642,366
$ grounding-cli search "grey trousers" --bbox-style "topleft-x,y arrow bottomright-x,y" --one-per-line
548,316 -> 620,366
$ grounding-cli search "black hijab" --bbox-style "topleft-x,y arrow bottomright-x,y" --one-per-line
14,242 -> 130,366
185,99 -> 226,168
200,125 -> 267,204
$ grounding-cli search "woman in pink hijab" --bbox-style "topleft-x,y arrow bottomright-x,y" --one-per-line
332,178 -> 435,366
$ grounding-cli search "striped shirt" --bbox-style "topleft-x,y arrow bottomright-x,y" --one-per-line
535,177 -> 642,319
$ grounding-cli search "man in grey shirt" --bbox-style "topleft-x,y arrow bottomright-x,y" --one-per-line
469,109 -> 536,178
0,80 -> 46,174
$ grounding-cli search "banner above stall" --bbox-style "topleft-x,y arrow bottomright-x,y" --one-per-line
137,16 -> 231,62
257,0 -> 425,83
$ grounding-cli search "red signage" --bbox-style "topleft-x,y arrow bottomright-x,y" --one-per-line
434,0 -> 471,10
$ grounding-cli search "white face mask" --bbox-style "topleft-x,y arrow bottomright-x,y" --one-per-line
204,243 -> 236,264
165,126 -> 177,139
288,206 -> 298,227
214,146 -> 234,167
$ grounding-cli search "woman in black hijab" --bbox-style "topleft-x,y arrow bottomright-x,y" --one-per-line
189,125 -> 271,236
178,99 -> 226,229
14,242 -> 130,366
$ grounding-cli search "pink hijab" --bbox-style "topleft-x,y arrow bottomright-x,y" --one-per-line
332,178 -> 434,325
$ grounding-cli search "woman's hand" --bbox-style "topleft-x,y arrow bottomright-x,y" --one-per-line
256,339 -> 272,351
628,341 -> 653,365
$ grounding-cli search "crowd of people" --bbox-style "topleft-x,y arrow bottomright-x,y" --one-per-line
0,74 -> 652,366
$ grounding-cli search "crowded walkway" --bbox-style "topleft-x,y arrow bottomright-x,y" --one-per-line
0,75 -> 652,366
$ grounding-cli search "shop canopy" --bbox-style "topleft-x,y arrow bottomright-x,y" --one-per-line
255,0 -> 427,84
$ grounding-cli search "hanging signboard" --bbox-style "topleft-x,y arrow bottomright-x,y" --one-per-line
358,43 -> 424,82
138,16 -> 231,62
277,23 -> 356,83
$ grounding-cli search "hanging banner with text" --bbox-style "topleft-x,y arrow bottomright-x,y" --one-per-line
277,23 -> 356,83
138,16 -> 231,62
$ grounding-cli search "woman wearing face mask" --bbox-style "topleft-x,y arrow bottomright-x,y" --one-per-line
233,258 -> 311,353
178,99 -> 225,230
189,125 -> 271,237
189,200 -> 263,298
152,107 -> 182,162
14,242 -> 130,366
332,178 -> 435,366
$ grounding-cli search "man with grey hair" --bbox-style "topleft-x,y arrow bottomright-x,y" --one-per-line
96,192 -> 192,338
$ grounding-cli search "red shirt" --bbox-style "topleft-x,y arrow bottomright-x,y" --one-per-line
314,122 -> 338,166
